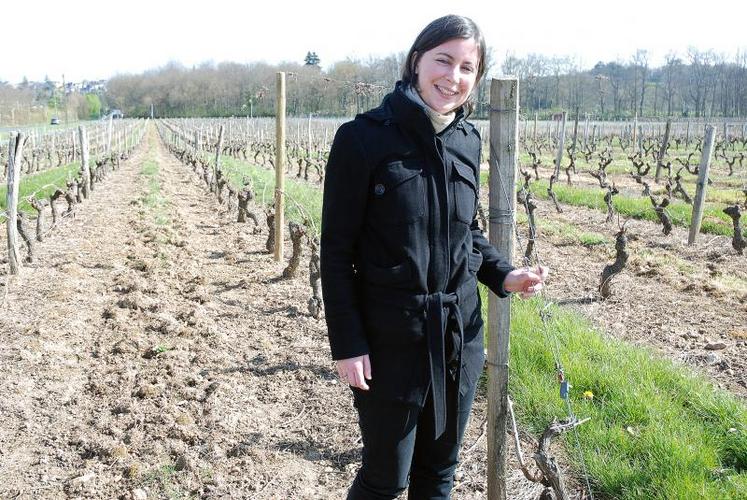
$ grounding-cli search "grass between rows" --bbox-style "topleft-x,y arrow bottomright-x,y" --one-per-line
219,155 -> 322,235
0,163 -> 81,219
206,153 -> 747,498
139,135 -> 169,226
485,289 -> 747,499
512,176 -> 738,237
517,145 -> 747,185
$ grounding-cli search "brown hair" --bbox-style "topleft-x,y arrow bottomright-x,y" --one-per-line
401,15 -> 486,114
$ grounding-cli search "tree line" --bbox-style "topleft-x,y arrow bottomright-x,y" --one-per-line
0,79 -> 103,127
103,48 -> 747,120
504,48 -> 747,119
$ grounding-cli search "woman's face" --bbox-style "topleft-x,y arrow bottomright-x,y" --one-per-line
414,37 -> 480,114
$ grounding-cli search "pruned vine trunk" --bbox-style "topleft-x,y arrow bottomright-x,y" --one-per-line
650,196 -> 672,235
265,211 -> 275,254
533,418 -> 590,500
604,184 -> 619,223
282,221 -> 306,278
16,213 -> 34,263
50,189 -> 64,226
29,197 -> 48,242
307,237 -> 323,319
723,205 -> 746,254
600,228 -> 629,299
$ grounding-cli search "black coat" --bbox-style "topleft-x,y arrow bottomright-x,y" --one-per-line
321,82 -> 514,433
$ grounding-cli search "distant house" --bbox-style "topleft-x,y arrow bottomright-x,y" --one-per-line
81,80 -> 106,93
110,109 -> 124,119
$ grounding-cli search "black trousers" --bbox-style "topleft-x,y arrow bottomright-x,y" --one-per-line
346,380 -> 477,500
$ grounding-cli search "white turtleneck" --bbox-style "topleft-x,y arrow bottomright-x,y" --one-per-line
403,84 -> 457,134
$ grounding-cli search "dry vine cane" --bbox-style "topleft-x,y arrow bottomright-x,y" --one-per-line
517,187 -> 538,262
547,174 -> 563,214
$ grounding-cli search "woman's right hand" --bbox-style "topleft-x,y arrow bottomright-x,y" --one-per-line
336,355 -> 372,390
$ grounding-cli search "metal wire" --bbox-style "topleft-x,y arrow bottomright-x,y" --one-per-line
492,155 -> 596,500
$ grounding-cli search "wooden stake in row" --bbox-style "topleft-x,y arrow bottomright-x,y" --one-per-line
487,78 -> 519,499
275,72 -> 286,262
553,111 -> 567,179
6,132 -> 26,274
688,125 -> 716,245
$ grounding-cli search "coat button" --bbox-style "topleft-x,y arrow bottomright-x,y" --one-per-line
374,184 -> 385,196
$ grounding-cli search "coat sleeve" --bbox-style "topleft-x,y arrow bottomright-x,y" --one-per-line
320,122 -> 371,360
471,142 -> 515,298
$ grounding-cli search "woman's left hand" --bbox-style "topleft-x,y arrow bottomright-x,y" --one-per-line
503,265 -> 549,299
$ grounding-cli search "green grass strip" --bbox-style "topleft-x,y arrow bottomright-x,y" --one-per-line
481,287 -> 747,499
140,158 -> 169,226
0,163 -> 81,217
528,179 -> 737,236
219,156 -> 322,235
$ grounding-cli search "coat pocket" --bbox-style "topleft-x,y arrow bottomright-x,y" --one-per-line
363,259 -> 412,287
371,159 -> 425,224
452,160 -> 478,224
467,249 -> 483,274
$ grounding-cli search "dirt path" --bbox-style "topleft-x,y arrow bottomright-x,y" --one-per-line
0,126 -> 547,499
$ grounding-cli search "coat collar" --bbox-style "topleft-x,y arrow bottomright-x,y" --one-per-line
358,81 -> 467,138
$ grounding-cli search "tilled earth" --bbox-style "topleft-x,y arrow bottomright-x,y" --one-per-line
0,127 -> 547,499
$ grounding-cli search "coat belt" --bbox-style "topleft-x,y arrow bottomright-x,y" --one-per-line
425,291 -> 464,440
362,276 -> 477,439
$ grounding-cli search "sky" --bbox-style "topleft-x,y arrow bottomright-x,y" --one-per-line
2,0 -> 744,85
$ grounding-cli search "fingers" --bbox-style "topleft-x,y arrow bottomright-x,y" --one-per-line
335,357 -> 370,391
363,354 -> 372,381
514,265 -> 550,299
350,361 -> 370,390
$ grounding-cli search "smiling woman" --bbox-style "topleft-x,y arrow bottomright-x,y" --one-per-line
320,14 -> 548,500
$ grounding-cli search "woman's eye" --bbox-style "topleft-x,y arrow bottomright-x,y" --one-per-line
436,59 -> 449,64
462,66 -> 474,74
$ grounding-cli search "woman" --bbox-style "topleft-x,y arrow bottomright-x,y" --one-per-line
321,15 -> 548,499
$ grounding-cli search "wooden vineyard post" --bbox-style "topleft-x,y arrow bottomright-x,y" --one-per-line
553,111 -> 567,179
688,125 -> 716,245
487,78 -> 518,500
307,112 -> 313,162
106,114 -> 113,157
583,113 -> 589,149
275,72 -> 286,262
214,124 -> 225,191
571,107 -> 579,157
655,118 -> 672,183
6,132 -> 26,274
79,126 -> 91,199
533,111 -> 538,146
